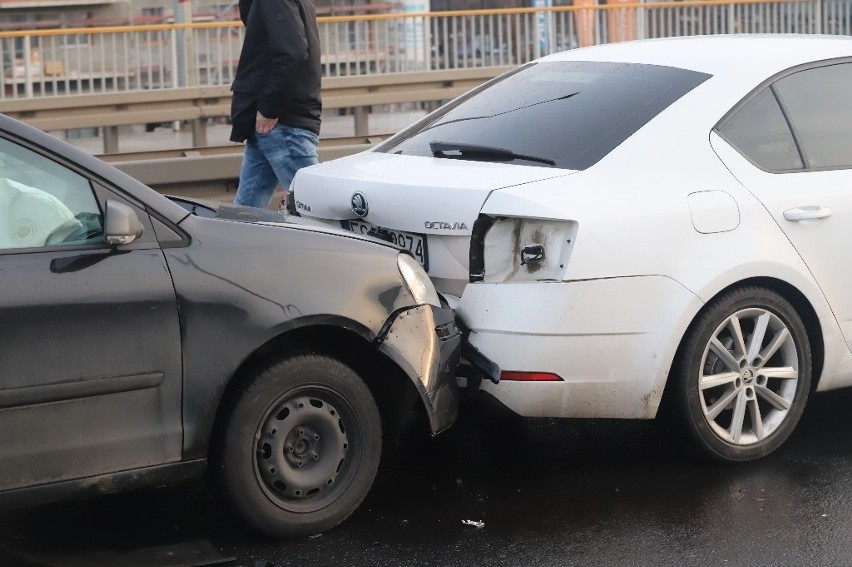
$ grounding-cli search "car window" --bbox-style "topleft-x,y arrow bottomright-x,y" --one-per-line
0,137 -> 104,250
379,61 -> 711,170
774,63 -> 852,170
716,88 -> 803,172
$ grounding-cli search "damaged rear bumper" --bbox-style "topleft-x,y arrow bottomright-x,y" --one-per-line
377,304 -> 462,435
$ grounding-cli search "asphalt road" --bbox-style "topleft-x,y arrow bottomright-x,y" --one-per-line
3,388 -> 852,567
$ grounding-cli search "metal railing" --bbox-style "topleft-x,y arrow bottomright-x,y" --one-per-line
103,134 -> 393,201
1,0 -> 847,101
2,67 -> 507,153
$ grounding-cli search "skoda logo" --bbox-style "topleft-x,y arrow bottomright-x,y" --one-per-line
351,192 -> 369,218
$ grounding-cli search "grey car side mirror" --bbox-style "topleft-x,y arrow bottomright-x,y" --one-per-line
105,200 -> 144,246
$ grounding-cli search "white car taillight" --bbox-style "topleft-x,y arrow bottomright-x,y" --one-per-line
471,216 -> 578,283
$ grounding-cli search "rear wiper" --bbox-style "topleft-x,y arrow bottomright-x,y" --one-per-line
429,141 -> 556,166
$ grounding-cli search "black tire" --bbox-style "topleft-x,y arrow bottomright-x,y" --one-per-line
212,354 -> 381,537
668,287 -> 811,462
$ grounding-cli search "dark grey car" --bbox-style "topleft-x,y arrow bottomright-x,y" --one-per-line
0,114 -> 463,537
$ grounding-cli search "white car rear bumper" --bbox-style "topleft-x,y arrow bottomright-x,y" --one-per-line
458,276 -> 704,419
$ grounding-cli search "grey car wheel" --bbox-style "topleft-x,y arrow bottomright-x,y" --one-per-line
670,287 -> 811,462
212,354 -> 382,537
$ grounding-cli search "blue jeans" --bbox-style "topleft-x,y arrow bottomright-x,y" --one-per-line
234,124 -> 319,209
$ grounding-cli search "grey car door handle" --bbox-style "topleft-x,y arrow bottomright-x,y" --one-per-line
783,206 -> 833,222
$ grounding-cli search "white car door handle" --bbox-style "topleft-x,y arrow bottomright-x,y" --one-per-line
783,206 -> 833,222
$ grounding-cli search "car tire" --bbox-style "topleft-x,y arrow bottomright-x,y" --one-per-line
669,287 -> 811,462
212,354 -> 382,537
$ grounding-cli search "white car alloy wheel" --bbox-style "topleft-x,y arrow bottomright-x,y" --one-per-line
671,287 -> 811,462
699,307 -> 799,445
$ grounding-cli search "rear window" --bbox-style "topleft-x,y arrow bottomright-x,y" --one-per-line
378,61 -> 711,170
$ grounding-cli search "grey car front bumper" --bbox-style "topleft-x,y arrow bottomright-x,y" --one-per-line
377,304 -> 462,435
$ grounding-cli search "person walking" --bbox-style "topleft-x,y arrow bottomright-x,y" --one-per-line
230,0 -> 322,210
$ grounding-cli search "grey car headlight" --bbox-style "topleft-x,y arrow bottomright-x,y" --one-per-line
397,253 -> 441,307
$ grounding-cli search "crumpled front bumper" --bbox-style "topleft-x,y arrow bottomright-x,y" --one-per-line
377,304 -> 462,435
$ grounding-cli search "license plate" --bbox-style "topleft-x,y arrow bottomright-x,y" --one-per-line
346,220 -> 429,270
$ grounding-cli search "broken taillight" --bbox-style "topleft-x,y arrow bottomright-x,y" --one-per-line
469,215 -> 578,284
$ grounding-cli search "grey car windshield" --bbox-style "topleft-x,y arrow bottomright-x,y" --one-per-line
378,61 -> 711,170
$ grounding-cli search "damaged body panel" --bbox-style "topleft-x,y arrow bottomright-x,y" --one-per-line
476,216 -> 578,284
377,304 -> 462,434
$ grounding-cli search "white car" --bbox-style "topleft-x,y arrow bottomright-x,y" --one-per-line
292,35 -> 852,462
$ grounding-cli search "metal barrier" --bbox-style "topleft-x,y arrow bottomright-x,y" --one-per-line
0,0 -> 844,101
1,67 -> 509,153
101,135 -> 393,202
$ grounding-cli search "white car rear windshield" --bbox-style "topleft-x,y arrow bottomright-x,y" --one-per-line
379,61 -> 711,170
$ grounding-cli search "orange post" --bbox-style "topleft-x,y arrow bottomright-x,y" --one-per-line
574,0 -> 597,47
606,0 -> 637,42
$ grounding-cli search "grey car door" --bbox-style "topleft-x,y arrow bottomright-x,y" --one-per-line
0,136 -> 183,491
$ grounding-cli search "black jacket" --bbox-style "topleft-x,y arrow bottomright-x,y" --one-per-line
230,0 -> 322,141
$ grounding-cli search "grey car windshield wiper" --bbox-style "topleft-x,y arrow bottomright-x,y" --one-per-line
429,141 -> 556,166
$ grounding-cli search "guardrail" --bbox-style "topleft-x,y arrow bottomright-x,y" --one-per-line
2,66 -> 509,153
101,134 -> 393,202
0,0 -> 844,101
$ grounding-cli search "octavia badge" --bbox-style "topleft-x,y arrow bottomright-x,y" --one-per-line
351,192 -> 369,218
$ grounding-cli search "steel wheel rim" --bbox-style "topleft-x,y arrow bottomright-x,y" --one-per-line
253,386 -> 359,512
698,307 -> 800,446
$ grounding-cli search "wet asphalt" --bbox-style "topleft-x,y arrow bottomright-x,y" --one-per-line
2,388 -> 852,567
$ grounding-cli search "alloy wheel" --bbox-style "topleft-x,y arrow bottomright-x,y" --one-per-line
698,307 -> 800,446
